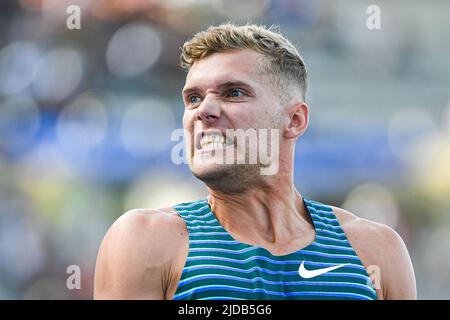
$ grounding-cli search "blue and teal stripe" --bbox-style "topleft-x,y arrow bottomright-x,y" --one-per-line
172,197 -> 377,300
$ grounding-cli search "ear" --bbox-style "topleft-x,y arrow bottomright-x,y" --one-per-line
283,102 -> 309,139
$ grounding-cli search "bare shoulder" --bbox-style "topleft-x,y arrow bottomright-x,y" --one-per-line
330,206 -> 417,300
331,206 -> 401,248
111,206 -> 187,252
94,206 -> 188,299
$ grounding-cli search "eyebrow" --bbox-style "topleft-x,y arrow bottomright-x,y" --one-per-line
182,80 -> 255,98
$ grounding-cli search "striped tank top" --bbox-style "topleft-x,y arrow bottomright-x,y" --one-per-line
172,197 -> 377,300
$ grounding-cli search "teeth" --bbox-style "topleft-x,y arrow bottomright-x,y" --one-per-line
200,134 -> 226,149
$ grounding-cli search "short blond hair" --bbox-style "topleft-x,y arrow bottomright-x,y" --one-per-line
180,23 -> 308,102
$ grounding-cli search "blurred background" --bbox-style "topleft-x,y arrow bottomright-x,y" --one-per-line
0,0 -> 449,299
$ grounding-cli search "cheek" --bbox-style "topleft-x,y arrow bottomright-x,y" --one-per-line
259,101 -> 283,128
235,103 -> 275,129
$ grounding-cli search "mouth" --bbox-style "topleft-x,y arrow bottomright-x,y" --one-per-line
195,131 -> 234,151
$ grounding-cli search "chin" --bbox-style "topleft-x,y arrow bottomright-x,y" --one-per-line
189,161 -> 264,195
189,162 -> 230,182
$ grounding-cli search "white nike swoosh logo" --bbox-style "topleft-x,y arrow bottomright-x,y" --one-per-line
298,261 -> 349,279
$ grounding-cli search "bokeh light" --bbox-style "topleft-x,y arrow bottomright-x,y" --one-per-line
56,92 -> 108,156
123,170 -> 206,210
119,97 -> 175,157
32,47 -> 83,103
411,139 -> 450,198
342,183 -> 400,228
420,224 -> 450,296
0,208 -> 46,290
387,108 -> 439,166
0,95 -> 40,153
214,0 -> 270,21
0,42 -> 39,95
444,99 -> 450,136
106,23 -> 161,78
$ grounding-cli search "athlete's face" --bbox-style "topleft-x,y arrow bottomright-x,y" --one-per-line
181,49 -> 284,191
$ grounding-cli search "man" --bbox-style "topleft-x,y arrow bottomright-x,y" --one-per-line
94,23 -> 416,300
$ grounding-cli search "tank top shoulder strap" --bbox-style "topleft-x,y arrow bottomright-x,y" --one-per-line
174,198 -> 220,230
303,197 -> 351,242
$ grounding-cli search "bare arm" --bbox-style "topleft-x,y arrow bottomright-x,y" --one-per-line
375,224 -> 417,300
333,207 -> 417,300
94,209 -> 185,299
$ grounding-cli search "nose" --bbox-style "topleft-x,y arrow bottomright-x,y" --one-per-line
195,94 -> 221,124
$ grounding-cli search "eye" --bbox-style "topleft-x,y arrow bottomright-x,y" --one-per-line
188,95 -> 201,105
228,89 -> 244,98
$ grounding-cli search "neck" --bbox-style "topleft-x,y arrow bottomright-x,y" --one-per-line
207,174 -> 313,248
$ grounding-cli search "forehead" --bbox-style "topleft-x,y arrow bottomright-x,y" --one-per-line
184,49 -> 268,90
